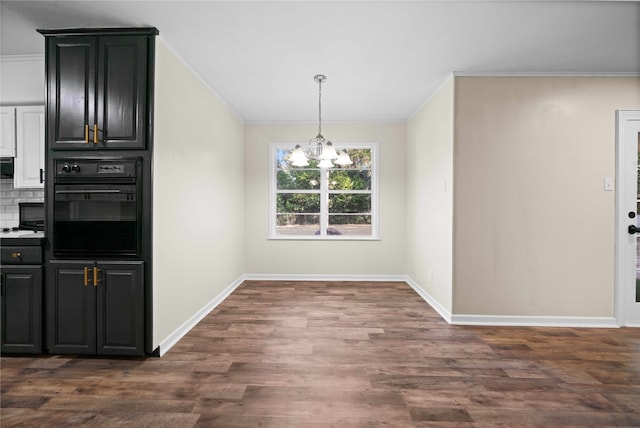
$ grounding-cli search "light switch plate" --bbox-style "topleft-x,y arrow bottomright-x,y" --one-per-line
604,177 -> 613,191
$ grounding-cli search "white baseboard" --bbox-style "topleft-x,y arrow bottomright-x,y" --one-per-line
243,273 -> 409,282
404,276 -> 453,323
404,276 -> 619,328
158,275 -> 245,356
450,314 -> 618,328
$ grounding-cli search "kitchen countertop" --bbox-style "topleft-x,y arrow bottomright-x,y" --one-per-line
0,230 -> 45,245
0,230 -> 45,239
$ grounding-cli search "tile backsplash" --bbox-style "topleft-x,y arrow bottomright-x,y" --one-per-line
0,178 -> 44,228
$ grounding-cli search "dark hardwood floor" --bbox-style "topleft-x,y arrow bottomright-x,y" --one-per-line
2,280 -> 640,427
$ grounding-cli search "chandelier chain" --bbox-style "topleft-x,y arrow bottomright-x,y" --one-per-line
317,76 -> 322,136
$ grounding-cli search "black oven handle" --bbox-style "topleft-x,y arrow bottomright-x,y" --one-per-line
55,189 -> 123,194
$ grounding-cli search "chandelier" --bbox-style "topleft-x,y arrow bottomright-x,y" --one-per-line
288,75 -> 353,168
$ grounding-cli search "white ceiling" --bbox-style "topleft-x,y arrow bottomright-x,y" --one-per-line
1,1 -> 639,122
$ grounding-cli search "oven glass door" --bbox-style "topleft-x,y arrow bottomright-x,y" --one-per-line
54,184 -> 138,255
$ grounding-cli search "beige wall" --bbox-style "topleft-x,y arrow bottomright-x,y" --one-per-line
152,39 -> 245,349
244,122 -> 406,276
406,78 -> 455,313
454,77 -> 640,317
0,55 -> 44,104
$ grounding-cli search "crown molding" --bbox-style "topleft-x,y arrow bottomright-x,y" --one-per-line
1,54 -> 44,62
453,71 -> 640,77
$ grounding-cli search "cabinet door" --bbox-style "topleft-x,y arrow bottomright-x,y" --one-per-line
0,107 -> 16,157
1,266 -> 42,354
96,261 -> 144,356
46,37 -> 97,150
47,260 -> 96,354
14,106 -> 45,189
96,36 -> 148,149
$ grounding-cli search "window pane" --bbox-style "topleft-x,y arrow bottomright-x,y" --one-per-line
276,214 -> 320,235
328,170 -> 371,190
329,215 -> 372,236
277,193 -> 320,214
277,170 -> 321,190
329,194 -> 371,214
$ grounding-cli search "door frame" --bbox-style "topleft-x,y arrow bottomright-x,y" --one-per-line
615,110 -> 640,327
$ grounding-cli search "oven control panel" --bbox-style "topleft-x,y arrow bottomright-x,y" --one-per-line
55,159 -> 138,178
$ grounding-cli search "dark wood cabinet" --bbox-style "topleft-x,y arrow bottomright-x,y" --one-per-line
48,260 -> 144,356
41,27 -> 157,357
1,266 -> 43,354
47,260 -> 95,354
42,30 -> 155,150
96,262 -> 145,355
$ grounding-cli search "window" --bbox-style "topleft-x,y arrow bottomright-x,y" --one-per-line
270,143 -> 379,240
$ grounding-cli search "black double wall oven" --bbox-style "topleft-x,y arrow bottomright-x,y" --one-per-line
52,158 -> 141,257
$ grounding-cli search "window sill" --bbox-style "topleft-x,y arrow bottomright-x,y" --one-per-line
268,236 -> 381,241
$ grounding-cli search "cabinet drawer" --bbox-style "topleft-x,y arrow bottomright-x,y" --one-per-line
1,246 -> 42,264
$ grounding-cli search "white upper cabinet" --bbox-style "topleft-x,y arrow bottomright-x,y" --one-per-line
15,106 -> 45,189
0,107 -> 16,157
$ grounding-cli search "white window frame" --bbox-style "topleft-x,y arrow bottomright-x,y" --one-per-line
269,142 -> 379,240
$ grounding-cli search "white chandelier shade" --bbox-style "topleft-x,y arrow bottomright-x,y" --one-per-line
334,150 -> 354,166
289,145 -> 309,166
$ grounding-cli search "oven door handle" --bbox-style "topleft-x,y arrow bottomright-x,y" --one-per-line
55,189 -> 123,194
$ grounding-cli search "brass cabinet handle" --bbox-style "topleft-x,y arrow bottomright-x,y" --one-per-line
11,252 -> 21,259
85,124 -> 89,144
93,267 -> 101,287
83,267 -> 89,286
94,124 -> 98,144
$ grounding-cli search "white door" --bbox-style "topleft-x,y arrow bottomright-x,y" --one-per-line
616,110 -> 640,327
